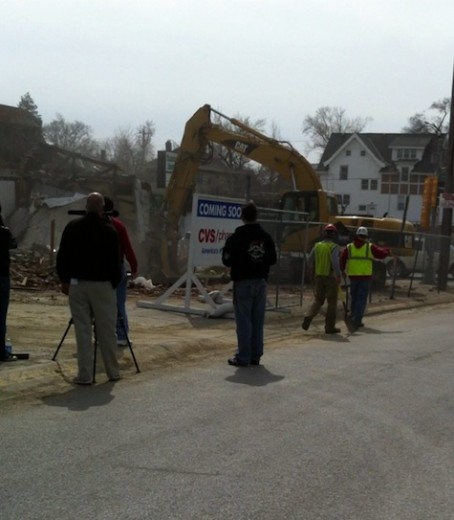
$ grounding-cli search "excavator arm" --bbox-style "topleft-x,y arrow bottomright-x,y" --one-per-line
157,104 -> 331,279
154,104 -> 414,282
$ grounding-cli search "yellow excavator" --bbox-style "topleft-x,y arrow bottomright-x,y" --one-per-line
153,104 -> 415,282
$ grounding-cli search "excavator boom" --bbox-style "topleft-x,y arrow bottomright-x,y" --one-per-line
154,104 -> 414,281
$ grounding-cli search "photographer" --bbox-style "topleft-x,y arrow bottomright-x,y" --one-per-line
56,192 -> 122,384
0,203 -> 17,363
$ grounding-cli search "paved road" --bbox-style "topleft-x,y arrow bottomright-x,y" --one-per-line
2,304 -> 454,520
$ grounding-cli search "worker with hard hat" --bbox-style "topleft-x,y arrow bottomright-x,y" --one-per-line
340,226 -> 390,330
302,224 -> 342,334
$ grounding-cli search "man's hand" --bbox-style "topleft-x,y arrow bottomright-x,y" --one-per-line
60,282 -> 70,295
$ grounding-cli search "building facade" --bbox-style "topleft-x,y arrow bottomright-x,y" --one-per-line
316,132 -> 446,224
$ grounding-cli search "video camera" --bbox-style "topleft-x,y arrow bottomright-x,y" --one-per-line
68,209 -> 119,217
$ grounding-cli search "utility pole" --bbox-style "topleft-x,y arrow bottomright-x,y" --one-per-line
437,64 -> 454,291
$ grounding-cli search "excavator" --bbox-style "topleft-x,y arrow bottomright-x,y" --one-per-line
152,104 -> 415,283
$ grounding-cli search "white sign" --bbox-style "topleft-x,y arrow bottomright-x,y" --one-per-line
189,194 -> 244,266
440,193 -> 454,209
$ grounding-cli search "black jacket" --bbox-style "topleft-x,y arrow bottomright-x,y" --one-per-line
0,226 -> 17,277
222,223 -> 277,281
56,213 -> 121,288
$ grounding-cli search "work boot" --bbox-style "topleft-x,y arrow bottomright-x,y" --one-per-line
302,317 -> 312,331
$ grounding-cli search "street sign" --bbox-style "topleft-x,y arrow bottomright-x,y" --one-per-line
439,193 -> 454,208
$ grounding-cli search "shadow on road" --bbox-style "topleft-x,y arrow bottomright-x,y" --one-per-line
225,366 -> 285,386
41,382 -> 116,411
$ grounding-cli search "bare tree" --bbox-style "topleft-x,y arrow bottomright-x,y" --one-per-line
302,106 -> 372,155
403,97 -> 450,135
17,92 -> 41,120
43,114 -> 99,155
105,120 -> 155,176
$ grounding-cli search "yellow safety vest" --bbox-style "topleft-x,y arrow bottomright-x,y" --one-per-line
314,241 -> 337,276
346,242 -> 374,276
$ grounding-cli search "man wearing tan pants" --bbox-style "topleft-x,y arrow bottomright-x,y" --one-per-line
302,224 -> 342,334
56,192 -> 122,384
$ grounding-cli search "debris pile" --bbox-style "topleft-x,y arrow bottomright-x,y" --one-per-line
8,247 -> 163,295
10,248 -> 60,290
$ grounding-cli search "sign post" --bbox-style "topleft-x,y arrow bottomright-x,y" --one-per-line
138,194 -> 244,315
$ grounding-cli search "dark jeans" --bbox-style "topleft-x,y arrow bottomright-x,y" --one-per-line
0,275 -> 10,359
116,264 -> 129,341
233,278 -> 267,364
349,279 -> 371,326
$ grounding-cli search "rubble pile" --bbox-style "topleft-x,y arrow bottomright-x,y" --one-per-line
8,247 -> 163,295
10,248 -> 60,290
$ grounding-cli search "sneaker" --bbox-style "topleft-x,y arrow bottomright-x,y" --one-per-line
117,339 -> 130,347
250,359 -> 261,366
228,357 -> 249,367
72,377 -> 92,385
302,317 -> 312,331
325,327 -> 341,334
108,375 -> 122,382
0,353 -> 18,362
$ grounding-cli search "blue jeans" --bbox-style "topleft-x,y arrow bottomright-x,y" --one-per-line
349,279 -> 371,326
0,276 -> 10,359
116,264 -> 129,341
233,278 -> 267,364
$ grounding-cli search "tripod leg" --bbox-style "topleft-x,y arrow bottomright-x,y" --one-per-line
52,318 -> 73,361
118,314 -> 140,373
92,321 -> 97,383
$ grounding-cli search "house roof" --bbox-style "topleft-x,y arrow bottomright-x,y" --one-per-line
317,132 -> 445,175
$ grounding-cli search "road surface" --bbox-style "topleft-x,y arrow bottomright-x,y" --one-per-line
1,304 -> 454,520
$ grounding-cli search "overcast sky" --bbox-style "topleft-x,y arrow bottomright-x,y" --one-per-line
2,0 -> 453,161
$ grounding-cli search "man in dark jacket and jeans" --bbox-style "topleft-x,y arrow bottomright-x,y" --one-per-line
222,202 -> 277,367
0,203 -> 17,362
56,192 -> 122,384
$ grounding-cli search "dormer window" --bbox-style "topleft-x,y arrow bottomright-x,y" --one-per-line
346,150 -> 351,156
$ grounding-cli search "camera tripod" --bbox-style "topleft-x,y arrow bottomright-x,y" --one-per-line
52,313 -> 140,383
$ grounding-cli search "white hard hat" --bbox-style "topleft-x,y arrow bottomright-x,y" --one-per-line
356,226 -> 368,237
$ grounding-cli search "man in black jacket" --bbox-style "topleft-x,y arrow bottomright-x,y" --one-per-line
0,203 -> 17,362
222,202 -> 277,367
56,192 -> 122,384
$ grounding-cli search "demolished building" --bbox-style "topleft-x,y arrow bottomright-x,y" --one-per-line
0,103 -> 153,279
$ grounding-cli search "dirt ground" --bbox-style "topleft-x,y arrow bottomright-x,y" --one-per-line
5,279 -> 437,359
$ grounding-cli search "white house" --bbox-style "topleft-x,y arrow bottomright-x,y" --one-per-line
316,132 -> 445,225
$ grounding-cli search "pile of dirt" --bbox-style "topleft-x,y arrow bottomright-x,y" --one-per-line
8,247 -> 167,296
10,248 -> 59,291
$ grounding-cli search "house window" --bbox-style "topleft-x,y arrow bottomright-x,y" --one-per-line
361,179 -> 369,190
346,150 -> 351,156
410,149 -> 417,159
358,204 -> 367,211
370,179 -> 378,190
397,196 -> 405,211
360,150 -> 366,157
340,165 -> 348,180
381,171 -> 424,196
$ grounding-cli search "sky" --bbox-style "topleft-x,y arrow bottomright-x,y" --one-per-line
1,0 -> 453,162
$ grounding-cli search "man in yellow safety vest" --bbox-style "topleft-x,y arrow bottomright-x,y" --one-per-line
302,224 -> 342,334
340,226 -> 390,330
